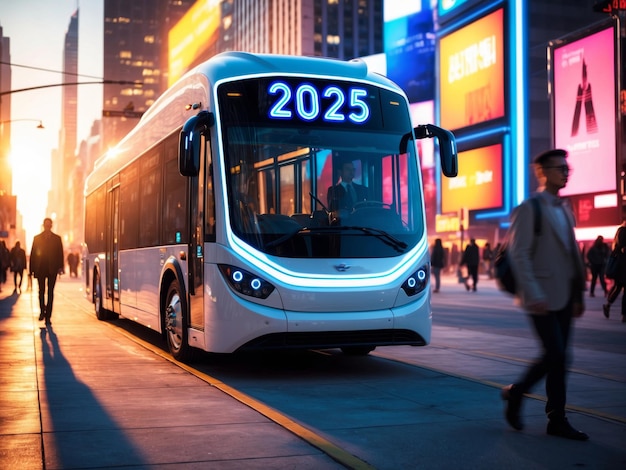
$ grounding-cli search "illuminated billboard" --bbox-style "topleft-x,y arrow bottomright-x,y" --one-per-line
439,8 -> 505,130
384,0 -> 435,103
169,0 -> 221,86
441,143 -> 503,214
550,20 -> 619,197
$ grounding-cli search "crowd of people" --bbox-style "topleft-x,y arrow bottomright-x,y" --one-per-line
429,226 -> 620,308
429,237 -> 502,293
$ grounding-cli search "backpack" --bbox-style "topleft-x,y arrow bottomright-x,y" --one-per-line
494,197 -> 541,295
605,248 -> 622,280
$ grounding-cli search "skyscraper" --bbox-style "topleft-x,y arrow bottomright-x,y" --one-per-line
232,0 -> 383,60
313,0 -> 383,59
0,26 -> 12,196
48,10 -> 78,244
102,0 -> 195,150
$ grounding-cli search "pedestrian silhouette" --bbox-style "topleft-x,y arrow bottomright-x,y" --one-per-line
461,238 -> 480,291
603,222 -> 626,322
0,240 -> 9,293
30,218 -> 64,325
430,238 -> 445,293
586,235 -> 609,298
9,240 -> 27,294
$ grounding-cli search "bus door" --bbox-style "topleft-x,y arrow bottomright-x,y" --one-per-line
187,135 -> 208,329
106,182 -> 121,314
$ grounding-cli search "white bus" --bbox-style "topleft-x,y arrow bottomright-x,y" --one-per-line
83,52 -> 457,361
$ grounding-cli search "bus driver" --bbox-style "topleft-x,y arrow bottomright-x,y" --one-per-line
327,161 -> 368,216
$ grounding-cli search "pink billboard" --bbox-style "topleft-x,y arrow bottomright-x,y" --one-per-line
552,23 -> 618,196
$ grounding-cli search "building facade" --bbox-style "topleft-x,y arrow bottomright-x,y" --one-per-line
102,0 -> 195,151
49,10 -> 79,247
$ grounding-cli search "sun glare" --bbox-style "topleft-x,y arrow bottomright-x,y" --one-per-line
9,142 -> 51,247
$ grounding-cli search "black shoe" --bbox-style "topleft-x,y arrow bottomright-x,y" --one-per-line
546,418 -> 589,441
38,313 -> 45,321
603,304 -> 610,319
501,384 -> 523,431
465,283 -> 470,291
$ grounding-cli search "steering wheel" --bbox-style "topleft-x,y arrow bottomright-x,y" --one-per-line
353,200 -> 391,210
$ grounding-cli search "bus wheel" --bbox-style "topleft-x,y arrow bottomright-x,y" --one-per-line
164,280 -> 193,362
341,346 -> 375,356
93,271 -> 109,321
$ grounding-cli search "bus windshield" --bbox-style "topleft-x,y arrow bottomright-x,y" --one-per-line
218,77 -> 424,258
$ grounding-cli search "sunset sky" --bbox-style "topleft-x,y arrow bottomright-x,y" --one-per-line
1,0 -> 103,247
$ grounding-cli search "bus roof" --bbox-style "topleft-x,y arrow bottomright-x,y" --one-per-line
192,51 -> 396,88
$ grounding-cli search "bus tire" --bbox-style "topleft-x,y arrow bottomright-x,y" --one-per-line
93,271 -> 111,321
164,280 -> 194,362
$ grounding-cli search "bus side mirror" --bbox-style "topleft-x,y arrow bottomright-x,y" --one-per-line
401,125 -> 458,178
423,124 -> 458,178
179,111 -> 214,176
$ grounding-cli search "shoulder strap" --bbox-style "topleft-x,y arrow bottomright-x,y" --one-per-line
530,196 -> 541,235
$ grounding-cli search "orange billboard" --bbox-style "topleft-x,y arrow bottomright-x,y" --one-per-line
169,0 -> 221,86
439,8 -> 505,130
441,143 -> 503,213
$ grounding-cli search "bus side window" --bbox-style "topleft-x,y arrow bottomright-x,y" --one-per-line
163,157 -> 188,244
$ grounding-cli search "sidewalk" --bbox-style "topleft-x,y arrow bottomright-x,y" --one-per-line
0,278 -> 346,469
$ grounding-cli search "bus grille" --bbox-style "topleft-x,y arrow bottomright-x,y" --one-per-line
237,329 -> 426,352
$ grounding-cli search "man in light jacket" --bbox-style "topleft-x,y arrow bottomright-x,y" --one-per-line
502,149 -> 588,441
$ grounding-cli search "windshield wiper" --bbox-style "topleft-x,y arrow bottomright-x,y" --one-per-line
340,226 -> 408,251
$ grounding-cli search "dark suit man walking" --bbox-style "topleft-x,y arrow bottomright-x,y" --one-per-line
30,217 -> 64,325
502,149 -> 588,441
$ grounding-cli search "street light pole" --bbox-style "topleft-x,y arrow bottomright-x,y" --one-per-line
0,80 -> 142,96
0,118 -> 44,128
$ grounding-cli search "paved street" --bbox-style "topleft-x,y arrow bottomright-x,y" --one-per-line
1,274 -> 625,469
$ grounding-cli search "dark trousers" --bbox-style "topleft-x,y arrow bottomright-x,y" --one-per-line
432,267 -> 442,291
607,280 -> 626,315
589,264 -> 607,295
517,303 -> 572,420
467,264 -> 479,289
13,270 -> 24,290
36,274 -> 58,320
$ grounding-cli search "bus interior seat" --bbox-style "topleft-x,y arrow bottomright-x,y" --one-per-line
290,213 -> 312,227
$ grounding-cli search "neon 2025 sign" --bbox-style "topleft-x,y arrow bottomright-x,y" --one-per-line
267,81 -> 371,124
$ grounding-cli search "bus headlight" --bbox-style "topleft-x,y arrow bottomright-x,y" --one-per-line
401,264 -> 429,296
218,264 -> 275,299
